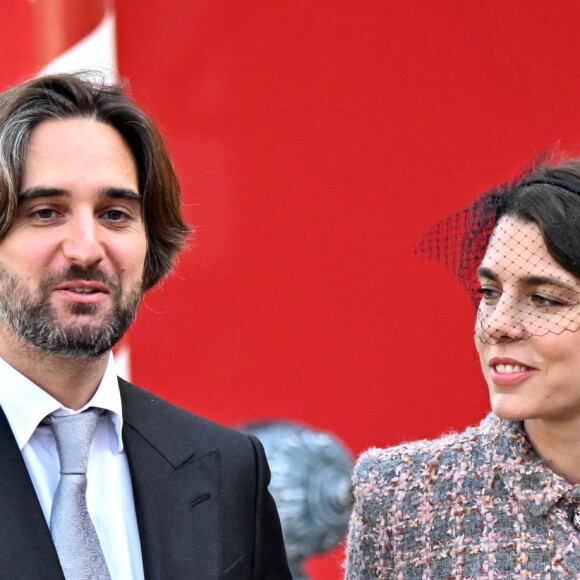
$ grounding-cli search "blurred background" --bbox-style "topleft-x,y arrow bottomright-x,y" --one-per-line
3,1 -> 580,577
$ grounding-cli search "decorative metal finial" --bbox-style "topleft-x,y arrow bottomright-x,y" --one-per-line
242,421 -> 353,580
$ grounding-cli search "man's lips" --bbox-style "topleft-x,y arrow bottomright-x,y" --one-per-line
52,280 -> 110,298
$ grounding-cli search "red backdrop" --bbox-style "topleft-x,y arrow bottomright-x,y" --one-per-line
3,2 -> 580,577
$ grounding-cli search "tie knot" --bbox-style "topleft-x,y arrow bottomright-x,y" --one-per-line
48,408 -> 102,474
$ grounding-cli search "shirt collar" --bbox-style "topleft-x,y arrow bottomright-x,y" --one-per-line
488,414 -> 580,516
0,353 -> 125,453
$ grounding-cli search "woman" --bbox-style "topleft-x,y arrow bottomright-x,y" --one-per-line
345,158 -> 580,578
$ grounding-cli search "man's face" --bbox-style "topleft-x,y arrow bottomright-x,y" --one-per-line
0,117 -> 147,359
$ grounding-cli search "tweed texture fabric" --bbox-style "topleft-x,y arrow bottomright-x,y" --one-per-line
345,414 -> 580,579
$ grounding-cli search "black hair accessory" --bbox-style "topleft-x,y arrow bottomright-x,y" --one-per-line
415,155 -> 580,344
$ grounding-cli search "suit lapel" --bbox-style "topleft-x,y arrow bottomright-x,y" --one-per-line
0,407 -> 64,579
120,380 -> 222,580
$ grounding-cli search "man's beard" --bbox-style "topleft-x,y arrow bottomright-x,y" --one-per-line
0,263 -> 143,360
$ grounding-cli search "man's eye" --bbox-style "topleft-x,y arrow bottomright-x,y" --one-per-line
103,210 -> 128,221
34,208 -> 57,219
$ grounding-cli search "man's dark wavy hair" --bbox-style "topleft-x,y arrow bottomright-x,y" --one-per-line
0,71 -> 190,290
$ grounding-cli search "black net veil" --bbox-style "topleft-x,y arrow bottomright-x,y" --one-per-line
415,154 -> 580,345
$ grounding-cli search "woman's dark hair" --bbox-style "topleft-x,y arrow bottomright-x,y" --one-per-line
507,162 -> 580,279
0,71 -> 190,290
416,156 -> 580,306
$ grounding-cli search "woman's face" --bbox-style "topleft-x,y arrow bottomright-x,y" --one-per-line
475,215 -> 580,423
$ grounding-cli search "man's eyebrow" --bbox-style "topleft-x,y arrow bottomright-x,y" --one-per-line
104,187 -> 141,203
18,187 -> 68,201
17,187 -> 141,203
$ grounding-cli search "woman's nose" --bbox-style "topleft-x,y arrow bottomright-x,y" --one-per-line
476,294 -> 529,344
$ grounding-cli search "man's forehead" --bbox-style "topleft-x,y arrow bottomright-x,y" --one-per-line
19,118 -> 139,195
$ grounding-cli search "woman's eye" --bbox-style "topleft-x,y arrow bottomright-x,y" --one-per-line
477,286 -> 500,302
531,294 -> 564,307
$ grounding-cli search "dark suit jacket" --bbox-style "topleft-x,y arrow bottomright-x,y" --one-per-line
0,379 -> 292,579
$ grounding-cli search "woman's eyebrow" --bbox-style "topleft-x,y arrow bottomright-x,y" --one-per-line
520,275 -> 577,291
477,265 -> 576,291
476,266 -> 498,281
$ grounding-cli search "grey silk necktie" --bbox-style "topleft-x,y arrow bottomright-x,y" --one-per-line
48,409 -> 112,580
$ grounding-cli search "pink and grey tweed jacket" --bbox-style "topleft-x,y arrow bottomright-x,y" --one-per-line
345,414 -> 580,579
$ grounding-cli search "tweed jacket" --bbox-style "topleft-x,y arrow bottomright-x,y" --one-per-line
345,413 -> 580,579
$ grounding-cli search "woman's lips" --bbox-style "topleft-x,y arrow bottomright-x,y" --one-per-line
488,358 -> 537,386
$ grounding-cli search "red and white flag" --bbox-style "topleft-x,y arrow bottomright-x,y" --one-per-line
33,0 -> 117,81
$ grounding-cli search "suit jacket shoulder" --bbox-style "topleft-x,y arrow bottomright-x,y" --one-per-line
118,379 -> 291,580
119,378 -> 258,463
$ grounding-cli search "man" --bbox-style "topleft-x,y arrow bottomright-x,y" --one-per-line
0,73 -> 291,579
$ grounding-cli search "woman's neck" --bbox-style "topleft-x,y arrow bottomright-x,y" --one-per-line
525,418 -> 580,485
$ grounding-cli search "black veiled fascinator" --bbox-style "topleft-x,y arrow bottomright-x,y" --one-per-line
414,153 -> 580,344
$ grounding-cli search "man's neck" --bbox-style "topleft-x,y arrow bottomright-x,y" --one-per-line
0,332 -> 108,410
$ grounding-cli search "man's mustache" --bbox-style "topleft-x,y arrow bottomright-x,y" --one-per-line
41,265 -> 119,291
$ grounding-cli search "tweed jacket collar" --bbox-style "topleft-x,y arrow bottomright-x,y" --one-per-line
485,414 -> 580,517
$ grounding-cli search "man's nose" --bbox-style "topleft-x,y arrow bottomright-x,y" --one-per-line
476,294 -> 529,344
61,216 -> 105,269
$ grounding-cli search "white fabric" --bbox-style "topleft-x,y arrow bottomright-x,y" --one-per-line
40,11 -> 118,83
0,353 -> 144,580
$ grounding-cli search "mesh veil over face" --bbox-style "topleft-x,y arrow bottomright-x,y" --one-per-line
415,159 -> 580,345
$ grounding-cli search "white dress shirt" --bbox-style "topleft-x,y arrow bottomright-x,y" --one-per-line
0,353 -> 145,580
